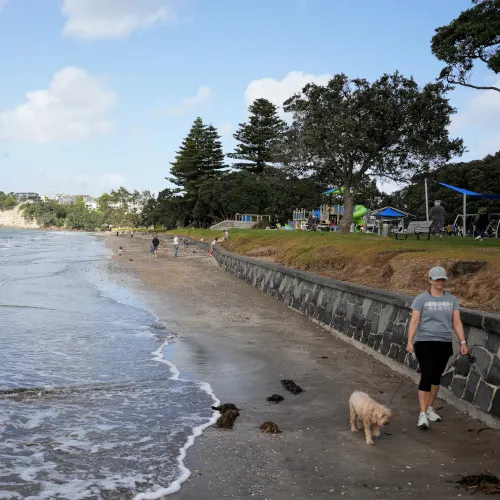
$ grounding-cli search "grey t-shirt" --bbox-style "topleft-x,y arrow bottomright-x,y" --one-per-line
411,291 -> 459,342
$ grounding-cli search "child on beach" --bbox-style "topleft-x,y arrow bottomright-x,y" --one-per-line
151,236 -> 160,258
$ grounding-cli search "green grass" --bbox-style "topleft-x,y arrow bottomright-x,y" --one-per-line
170,228 -> 500,266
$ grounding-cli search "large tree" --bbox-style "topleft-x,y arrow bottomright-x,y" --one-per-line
282,73 -> 464,232
141,188 -> 187,229
228,98 -> 286,174
169,118 -> 225,198
431,0 -> 500,92
193,171 -> 269,223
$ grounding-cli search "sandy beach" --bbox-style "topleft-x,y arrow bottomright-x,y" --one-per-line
108,233 -> 500,499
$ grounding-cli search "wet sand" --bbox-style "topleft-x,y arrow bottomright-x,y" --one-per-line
108,234 -> 500,499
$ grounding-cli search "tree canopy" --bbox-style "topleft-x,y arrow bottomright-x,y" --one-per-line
228,98 -> 286,174
387,151 -> 500,221
432,0 -> 500,92
169,117 -> 225,199
0,192 -> 18,211
282,72 -> 464,231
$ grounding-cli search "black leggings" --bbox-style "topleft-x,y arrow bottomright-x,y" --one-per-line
414,341 -> 453,392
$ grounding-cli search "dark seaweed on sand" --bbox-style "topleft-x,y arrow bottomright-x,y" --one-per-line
457,472 -> 500,494
260,421 -> 281,434
281,379 -> 303,394
216,409 -> 240,429
266,394 -> 284,403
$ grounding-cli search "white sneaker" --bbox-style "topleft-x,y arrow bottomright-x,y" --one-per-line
418,412 -> 430,429
426,406 -> 442,422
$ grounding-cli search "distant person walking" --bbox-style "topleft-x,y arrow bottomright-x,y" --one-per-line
173,235 -> 179,257
430,200 -> 445,239
224,230 -> 229,240
475,207 -> 489,241
209,238 -> 217,257
407,267 -> 468,430
151,236 -> 160,258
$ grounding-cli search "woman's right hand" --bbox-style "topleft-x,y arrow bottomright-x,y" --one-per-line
406,342 -> 414,353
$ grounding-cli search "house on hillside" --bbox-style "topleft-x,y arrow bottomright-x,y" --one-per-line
55,194 -> 76,205
15,192 -> 40,203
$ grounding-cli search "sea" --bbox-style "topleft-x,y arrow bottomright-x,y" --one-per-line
0,229 -> 218,500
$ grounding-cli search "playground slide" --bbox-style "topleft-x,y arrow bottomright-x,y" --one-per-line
353,205 -> 368,231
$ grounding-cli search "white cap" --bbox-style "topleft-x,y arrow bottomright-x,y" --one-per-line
429,266 -> 448,281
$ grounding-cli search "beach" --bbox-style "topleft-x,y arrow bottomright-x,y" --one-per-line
109,234 -> 500,499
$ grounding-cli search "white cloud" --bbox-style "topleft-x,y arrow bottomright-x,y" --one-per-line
62,0 -> 175,40
451,83 -> 500,158
165,86 -> 213,117
245,70 -> 331,116
0,66 -> 116,144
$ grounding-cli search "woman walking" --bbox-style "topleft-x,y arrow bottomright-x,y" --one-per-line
407,266 -> 468,429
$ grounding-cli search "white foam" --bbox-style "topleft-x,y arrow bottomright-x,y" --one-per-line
0,492 -> 22,499
21,409 -> 59,430
133,334 -> 220,499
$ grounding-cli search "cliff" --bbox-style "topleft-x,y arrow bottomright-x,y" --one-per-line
0,205 -> 39,229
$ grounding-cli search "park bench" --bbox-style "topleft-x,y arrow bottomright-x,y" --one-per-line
395,220 -> 434,240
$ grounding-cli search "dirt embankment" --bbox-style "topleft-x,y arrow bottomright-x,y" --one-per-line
0,205 -> 39,229
222,238 -> 500,314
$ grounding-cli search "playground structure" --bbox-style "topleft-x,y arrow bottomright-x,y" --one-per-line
292,204 -> 368,231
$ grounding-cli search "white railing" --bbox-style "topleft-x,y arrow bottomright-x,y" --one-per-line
210,220 -> 254,230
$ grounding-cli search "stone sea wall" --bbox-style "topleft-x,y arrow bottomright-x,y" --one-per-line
213,247 -> 500,427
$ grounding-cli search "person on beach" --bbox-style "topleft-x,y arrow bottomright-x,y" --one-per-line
173,235 -> 179,257
406,266 -> 468,429
209,238 -> 217,256
429,200 -> 445,239
151,236 -> 160,258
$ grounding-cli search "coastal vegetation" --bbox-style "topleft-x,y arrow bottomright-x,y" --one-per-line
21,188 -> 154,230
0,191 -> 18,211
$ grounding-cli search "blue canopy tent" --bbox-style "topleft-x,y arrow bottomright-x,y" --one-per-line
375,207 -> 407,218
437,182 -> 500,237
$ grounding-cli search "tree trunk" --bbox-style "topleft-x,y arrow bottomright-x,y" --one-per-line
339,187 -> 355,234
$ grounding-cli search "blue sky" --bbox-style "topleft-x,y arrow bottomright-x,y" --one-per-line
0,0 -> 498,197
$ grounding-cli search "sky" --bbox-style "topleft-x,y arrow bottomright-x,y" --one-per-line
0,0 -> 498,197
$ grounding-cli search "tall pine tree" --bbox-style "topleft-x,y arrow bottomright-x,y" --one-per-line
228,98 -> 286,174
169,117 -> 225,224
169,117 -> 225,199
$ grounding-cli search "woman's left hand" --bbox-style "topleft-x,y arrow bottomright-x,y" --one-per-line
460,342 -> 469,355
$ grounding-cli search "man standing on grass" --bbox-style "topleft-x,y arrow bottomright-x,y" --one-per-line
173,235 -> 179,257
151,235 -> 160,258
430,200 -> 445,239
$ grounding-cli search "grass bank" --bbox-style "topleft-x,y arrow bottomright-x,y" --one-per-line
171,229 -> 500,314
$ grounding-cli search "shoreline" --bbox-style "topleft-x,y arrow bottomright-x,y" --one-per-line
106,234 -> 500,499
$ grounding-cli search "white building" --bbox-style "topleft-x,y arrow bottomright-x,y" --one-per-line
15,192 -> 40,202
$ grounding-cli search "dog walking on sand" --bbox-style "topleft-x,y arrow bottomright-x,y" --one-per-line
349,391 -> 391,445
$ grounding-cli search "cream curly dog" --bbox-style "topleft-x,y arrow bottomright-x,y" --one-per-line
349,391 -> 391,445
